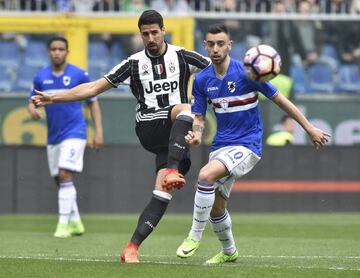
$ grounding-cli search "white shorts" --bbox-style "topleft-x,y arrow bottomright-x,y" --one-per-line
47,138 -> 87,177
209,146 -> 261,199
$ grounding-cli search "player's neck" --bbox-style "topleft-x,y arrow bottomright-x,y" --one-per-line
214,56 -> 230,78
52,62 -> 67,74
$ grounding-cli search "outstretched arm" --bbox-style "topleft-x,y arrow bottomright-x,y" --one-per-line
185,114 -> 205,146
87,100 -> 104,151
32,77 -> 113,106
272,93 -> 331,149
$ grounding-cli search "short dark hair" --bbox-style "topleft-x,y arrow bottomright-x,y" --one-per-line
138,9 -> 164,29
47,36 -> 68,49
206,24 -> 229,36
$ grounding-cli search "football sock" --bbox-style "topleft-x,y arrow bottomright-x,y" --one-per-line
189,181 -> 215,241
167,112 -> 193,169
70,198 -> 81,222
210,210 -> 237,255
58,180 -> 76,224
130,190 -> 172,246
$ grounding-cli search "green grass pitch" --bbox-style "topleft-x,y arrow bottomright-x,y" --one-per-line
0,213 -> 359,277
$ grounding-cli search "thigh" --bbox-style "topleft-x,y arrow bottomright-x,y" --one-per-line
135,107 -> 173,154
58,138 -> 87,174
47,144 -> 61,177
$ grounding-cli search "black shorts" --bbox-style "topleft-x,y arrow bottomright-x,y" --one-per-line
135,106 -> 191,174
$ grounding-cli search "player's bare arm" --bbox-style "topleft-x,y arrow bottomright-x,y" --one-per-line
185,115 -> 205,146
32,77 -> 112,107
88,100 -> 104,151
27,101 -> 42,120
272,93 -> 331,149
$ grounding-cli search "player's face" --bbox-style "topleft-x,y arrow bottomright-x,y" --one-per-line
48,40 -> 68,67
205,32 -> 232,65
140,24 -> 165,56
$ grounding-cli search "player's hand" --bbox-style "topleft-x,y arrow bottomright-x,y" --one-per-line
31,90 -> 53,107
185,130 -> 202,146
30,109 -> 42,120
308,127 -> 331,149
91,132 -> 104,151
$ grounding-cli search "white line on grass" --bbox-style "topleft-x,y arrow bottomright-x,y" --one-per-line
1,254 -> 359,271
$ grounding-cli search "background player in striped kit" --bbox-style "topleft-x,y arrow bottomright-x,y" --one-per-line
176,24 -> 330,264
32,10 -> 210,262
28,36 -> 104,238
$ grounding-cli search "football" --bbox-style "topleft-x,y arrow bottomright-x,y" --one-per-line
243,44 -> 282,82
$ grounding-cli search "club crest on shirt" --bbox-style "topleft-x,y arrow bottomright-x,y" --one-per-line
219,99 -> 229,110
228,81 -> 236,93
168,61 -> 176,73
154,64 -> 163,75
63,76 -> 71,86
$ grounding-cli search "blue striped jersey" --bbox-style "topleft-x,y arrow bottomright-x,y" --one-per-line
192,58 -> 278,156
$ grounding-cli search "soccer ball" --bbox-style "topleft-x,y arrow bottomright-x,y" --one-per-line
243,44 -> 281,82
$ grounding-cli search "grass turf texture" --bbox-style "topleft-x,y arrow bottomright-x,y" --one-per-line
0,213 -> 359,278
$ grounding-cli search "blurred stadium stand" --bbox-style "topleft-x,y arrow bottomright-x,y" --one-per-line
0,0 -> 359,95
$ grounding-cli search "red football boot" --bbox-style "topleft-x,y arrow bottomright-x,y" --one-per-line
162,168 -> 186,191
120,242 -> 139,263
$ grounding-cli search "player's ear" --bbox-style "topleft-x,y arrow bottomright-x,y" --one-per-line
229,40 -> 233,51
204,40 -> 207,50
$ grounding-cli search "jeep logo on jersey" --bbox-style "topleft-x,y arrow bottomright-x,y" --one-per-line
145,81 -> 178,94
63,76 -> 71,86
228,81 -> 236,93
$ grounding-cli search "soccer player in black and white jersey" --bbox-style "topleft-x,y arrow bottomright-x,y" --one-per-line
32,10 -> 210,263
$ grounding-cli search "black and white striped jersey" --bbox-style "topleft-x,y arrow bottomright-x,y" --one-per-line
104,43 -> 210,114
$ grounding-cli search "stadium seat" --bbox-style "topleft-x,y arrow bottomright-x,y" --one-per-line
110,42 -> 127,67
13,65 -> 42,92
88,65 -> 106,81
0,65 -> 13,93
88,41 -> 110,69
0,41 -> 21,68
336,64 -> 360,93
24,40 -> 48,67
307,62 -> 336,93
290,65 -> 309,94
231,42 -> 247,61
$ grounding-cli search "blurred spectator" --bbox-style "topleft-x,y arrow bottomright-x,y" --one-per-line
291,0 -> 321,67
54,0 -> 72,12
266,115 -> 295,146
325,0 -> 352,13
93,0 -> 121,11
351,0 -> 360,13
120,0 -> 150,12
73,0 -> 97,12
263,0 -> 295,74
151,0 -> 191,13
20,0 -> 48,10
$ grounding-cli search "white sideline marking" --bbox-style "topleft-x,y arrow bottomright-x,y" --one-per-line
0,254 -> 359,271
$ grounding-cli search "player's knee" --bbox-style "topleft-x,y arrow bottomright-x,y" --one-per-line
198,168 -> 217,184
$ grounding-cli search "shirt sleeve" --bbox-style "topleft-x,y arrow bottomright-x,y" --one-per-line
256,80 -> 279,99
29,74 -> 41,101
104,59 -> 131,87
191,76 -> 207,116
181,49 -> 211,74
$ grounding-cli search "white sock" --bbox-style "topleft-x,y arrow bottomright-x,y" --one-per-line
189,181 -> 215,241
210,210 -> 237,255
70,198 -> 81,222
58,181 -> 76,224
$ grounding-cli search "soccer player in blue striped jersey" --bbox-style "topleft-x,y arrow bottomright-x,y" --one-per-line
176,24 -> 330,264
28,36 -> 103,238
